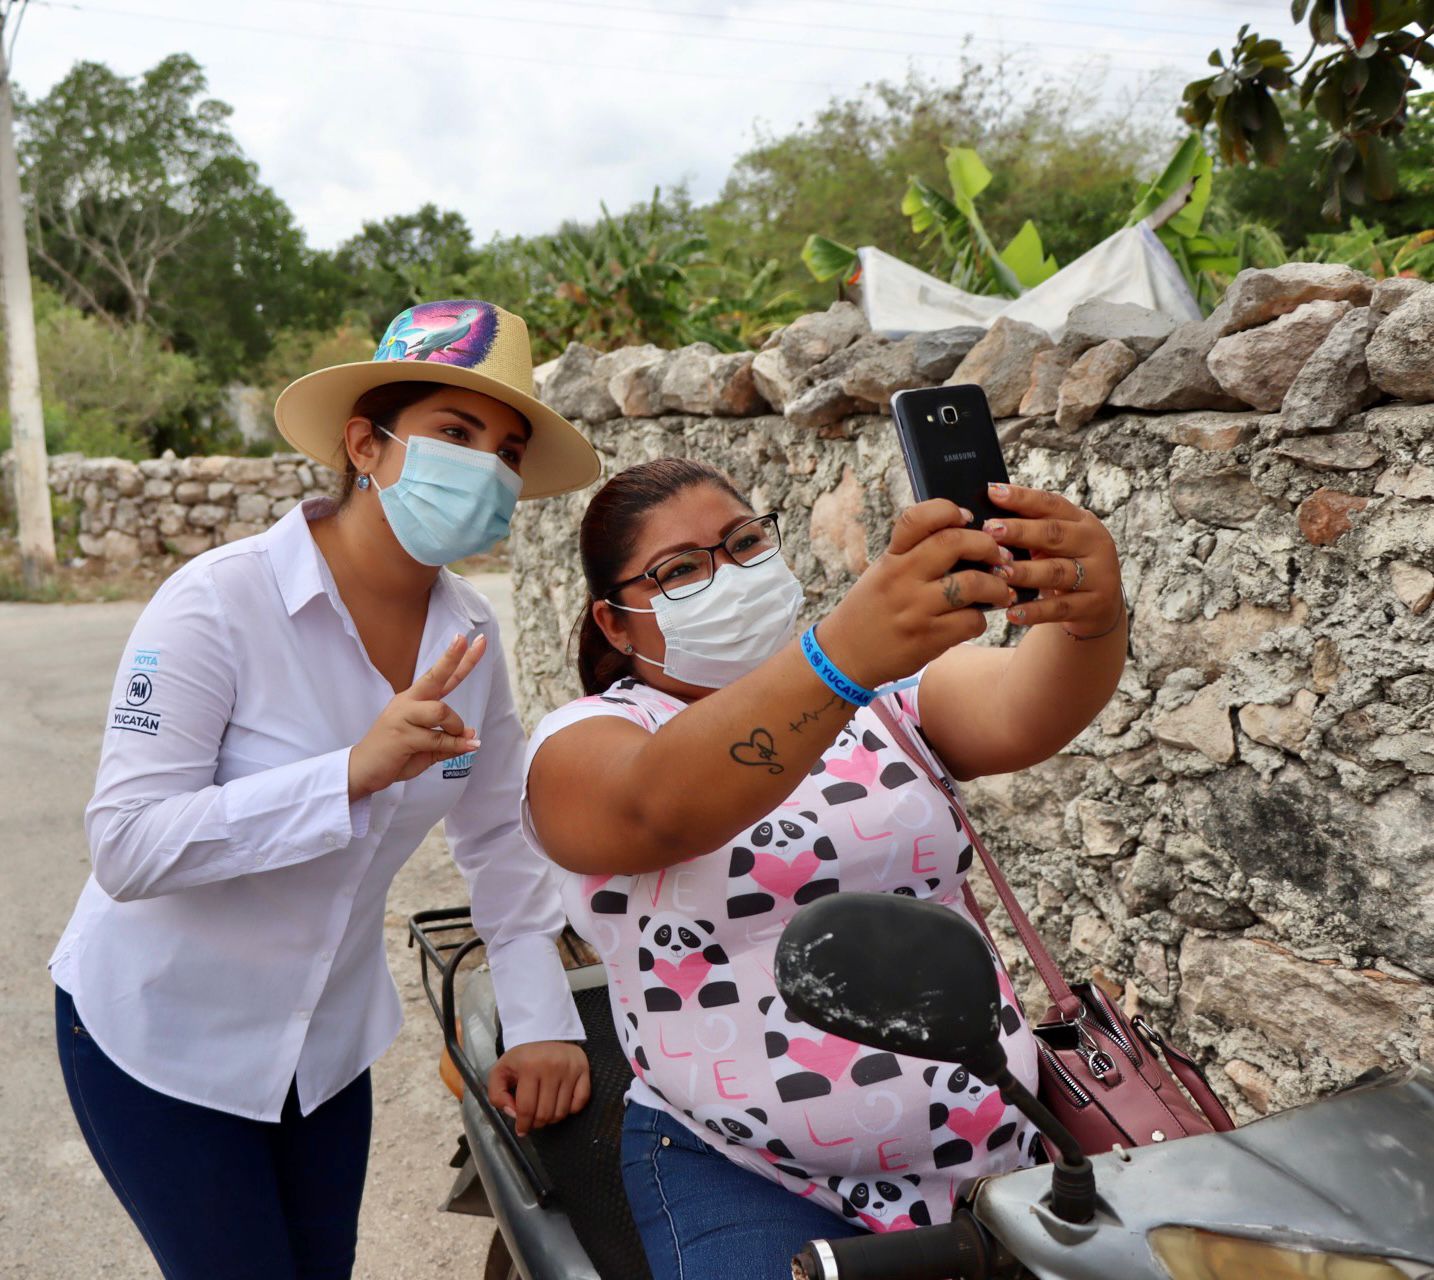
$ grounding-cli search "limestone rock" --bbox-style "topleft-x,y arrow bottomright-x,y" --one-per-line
1297,487 -> 1368,545
1179,936 -> 1423,1075
1107,315 -> 1245,412
1162,412 -> 1259,451
1370,276 -> 1429,315
1280,306 -> 1381,434
658,343 -> 722,415
1366,286 -> 1434,402
223,459 -> 274,485
187,503 -> 228,529
1153,682 -> 1236,762
1274,431 -> 1383,472
101,529 -> 142,564
542,343 -> 618,423
1169,465 -> 1264,528
809,465 -> 869,575
947,316 -> 1054,417
1219,263 -> 1373,334
609,357 -> 667,418
778,301 -> 869,371
1058,299 -> 1178,359
911,327 -> 986,382
1375,463 -> 1434,500
174,480 -> 205,505
1018,348 -> 1072,417
839,336 -> 924,409
1390,560 -> 1434,614
1208,299 -> 1353,412
593,343 -> 663,395
164,533 -> 213,557
1239,689 -> 1317,752
1075,798 -> 1129,858
751,347 -> 798,412
785,380 -> 874,430
143,478 -> 172,499
1054,339 -> 1138,431
711,353 -> 769,416
235,492 -> 272,523
1225,1059 -> 1278,1114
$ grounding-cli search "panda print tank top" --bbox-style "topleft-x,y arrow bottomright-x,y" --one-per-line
520,676 -> 1041,1233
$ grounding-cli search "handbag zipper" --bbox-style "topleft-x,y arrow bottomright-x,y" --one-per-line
1038,1041 -> 1093,1107
1083,990 -> 1142,1068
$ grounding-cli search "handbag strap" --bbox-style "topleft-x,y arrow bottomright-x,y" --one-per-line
871,698 -> 1084,1021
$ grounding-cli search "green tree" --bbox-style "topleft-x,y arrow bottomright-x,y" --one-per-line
18,54 -> 329,385
329,204 -> 479,334
1183,3 -> 1434,219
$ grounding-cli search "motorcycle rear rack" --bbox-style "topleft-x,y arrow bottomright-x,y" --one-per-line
408,906 -> 557,1207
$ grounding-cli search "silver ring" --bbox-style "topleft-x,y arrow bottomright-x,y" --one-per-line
1072,559 -> 1086,590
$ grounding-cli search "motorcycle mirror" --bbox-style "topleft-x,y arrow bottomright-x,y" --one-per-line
775,893 -> 1007,1079
776,892 -> 1098,1224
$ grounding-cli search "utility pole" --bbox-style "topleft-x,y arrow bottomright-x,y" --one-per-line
0,1 -> 55,589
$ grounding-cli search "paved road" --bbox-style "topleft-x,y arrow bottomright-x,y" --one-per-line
0,574 -> 517,1279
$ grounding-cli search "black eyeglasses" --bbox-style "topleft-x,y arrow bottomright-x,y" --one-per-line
606,512 -> 783,602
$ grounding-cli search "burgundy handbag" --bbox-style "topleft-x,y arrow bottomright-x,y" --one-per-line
871,701 -> 1235,1157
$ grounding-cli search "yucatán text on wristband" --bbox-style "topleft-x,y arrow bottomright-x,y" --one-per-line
800,625 -> 878,707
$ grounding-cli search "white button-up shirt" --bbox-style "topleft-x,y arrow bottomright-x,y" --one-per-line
50,499 -> 582,1121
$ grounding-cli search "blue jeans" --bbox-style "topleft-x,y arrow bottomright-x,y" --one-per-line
620,1102 -> 864,1280
55,985 -> 371,1280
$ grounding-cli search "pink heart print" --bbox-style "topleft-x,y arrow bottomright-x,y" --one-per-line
750,851 -> 821,899
859,1212 -> 920,1234
652,953 -> 712,1001
787,1033 -> 861,1081
944,1090 -> 1007,1143
824,743 -> 880,788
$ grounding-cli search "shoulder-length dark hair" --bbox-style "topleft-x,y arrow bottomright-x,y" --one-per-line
572,457 -> 748,695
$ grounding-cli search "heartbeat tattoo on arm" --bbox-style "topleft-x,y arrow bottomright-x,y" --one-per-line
788,692 -> 844,734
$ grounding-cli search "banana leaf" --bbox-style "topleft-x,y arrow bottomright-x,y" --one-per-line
801,234 -> 860,283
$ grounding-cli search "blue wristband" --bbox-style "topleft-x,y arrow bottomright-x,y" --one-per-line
800,625 -> 878,707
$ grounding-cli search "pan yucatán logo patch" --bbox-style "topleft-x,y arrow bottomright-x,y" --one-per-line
111,647 -> 162,736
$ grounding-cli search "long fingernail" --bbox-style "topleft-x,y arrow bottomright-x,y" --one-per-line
993,565 -> 1010,580
452,633 -> 465,648
1009,607 -> 1026,622
999,546 -> 1014,563
988,482 -> 1009,497
959,507 -> 974,524
987,520 -> 1007,538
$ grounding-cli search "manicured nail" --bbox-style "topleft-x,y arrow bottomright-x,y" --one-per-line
1007,588 -> 1016,605
959,507 -> 974,524
988,482 -> 1009,497
452,633 -> 465,648
1010,607 -> 1026,622
999,546 -> 1014,563
993,565 -> 1010,580
987,520 -> 1007,538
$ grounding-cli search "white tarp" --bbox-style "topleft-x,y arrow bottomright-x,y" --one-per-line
854,223 -> 1202,341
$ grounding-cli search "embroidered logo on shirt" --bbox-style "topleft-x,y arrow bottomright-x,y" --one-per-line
112,649 -> 162,734
442,751 -> 474,779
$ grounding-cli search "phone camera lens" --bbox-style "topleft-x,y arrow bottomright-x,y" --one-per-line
940,405 -> 958,425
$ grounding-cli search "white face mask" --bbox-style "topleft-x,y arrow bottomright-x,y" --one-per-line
609,555 -> 805,688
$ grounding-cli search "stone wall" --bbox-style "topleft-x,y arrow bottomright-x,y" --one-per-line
7,451 -> 334,563
513,266 -> 1434,1121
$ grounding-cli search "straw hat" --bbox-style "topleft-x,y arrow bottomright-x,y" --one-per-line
274,300 -> 601,500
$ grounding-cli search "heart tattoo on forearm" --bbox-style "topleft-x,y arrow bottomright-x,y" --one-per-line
730,728 -> 784,774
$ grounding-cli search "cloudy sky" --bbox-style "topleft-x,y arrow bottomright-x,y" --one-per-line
14,0 -> 1307,249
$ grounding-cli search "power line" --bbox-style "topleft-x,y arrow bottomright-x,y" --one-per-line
35,0 -> 1223,76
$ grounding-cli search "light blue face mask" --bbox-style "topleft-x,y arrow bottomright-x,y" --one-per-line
370,428 -> 523,566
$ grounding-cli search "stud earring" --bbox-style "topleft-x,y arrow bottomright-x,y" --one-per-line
356,474 -> 371,490
624,644 -> 634,654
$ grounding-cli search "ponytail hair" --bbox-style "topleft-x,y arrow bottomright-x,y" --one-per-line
571,457 -> 748,695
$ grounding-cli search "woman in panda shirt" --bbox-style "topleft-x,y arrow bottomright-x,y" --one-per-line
523,457 -> 1127,1279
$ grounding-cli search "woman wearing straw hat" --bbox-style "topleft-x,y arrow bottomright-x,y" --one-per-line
50,301 -> 600,1279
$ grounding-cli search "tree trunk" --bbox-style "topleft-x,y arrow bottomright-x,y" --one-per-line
0,16 -> 56,588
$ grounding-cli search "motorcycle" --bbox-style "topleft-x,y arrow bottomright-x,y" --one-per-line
410,897 -> 1434,1280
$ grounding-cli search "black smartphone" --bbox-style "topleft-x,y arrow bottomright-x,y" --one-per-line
889,383 -> 1037,607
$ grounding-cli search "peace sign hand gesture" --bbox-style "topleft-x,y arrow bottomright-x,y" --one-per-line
348,632 -> 486,801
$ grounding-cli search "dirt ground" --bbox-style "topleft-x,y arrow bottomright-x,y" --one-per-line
0,573 -> 517,1278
